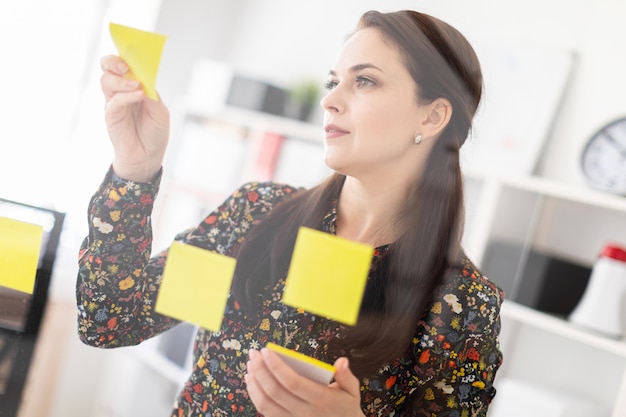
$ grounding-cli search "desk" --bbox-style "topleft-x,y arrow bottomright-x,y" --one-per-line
15,300 -> 75,417
0,199 -> 64,416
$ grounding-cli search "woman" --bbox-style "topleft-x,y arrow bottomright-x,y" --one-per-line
77,9 -> 504,417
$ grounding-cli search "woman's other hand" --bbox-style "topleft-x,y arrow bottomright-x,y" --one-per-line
246,349 -> 365,417
100,54 -> 170,182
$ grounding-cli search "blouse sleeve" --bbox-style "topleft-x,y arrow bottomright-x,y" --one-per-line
405,259 -> 504,416
76,167 -> 299,348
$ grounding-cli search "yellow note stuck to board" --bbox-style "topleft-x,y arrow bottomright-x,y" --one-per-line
282,227 -> 374,326
109,22 -> 167,100
0,216 -> 43,294
155,241 -> 236,331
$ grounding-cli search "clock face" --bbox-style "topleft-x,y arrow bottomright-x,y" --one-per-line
580,117 -> 626,195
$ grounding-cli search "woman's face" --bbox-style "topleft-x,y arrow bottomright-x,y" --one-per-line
321,27 -> 429,183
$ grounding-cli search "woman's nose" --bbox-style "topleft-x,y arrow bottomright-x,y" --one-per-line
320,88 -> 342,114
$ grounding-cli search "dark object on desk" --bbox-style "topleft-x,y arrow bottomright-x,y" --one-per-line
481,240 -> 592,317
0,198 -> 65,417
226,75 -> 287,116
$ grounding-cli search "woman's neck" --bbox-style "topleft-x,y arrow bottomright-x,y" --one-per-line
335,176 -> 408,247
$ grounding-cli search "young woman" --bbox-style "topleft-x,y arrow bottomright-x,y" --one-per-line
77,9 -> 504,417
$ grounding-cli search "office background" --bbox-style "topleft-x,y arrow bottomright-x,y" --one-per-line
2,0 -> 626,416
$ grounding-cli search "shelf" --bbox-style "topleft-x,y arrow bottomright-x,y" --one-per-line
501,300 -> 626,358
185,105 -> 323,143
464,170 -> 626,212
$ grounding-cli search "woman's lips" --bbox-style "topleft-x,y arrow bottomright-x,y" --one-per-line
324,124 -> 349,139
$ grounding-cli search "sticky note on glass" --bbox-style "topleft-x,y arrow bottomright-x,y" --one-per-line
155,241 -> 236,331
282,227 -> 373,326
109,22 -> 167,100
0,217 -> 43,294
266,342 -> 335,384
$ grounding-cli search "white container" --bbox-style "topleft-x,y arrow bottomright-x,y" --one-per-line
568,243 -> 626,338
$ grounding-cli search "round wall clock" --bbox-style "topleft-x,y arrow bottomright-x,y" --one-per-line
580,117 -> 626,195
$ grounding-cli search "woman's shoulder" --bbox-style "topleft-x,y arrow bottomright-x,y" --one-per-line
446,255 -> 505,301
429,253 -> 505,324
184,181 -> 306,252
207,180 -> 306,226
230,180 -> 305,204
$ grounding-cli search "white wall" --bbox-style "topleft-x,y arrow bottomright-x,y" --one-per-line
153,0 -> 244,103
0,1 -> 102,208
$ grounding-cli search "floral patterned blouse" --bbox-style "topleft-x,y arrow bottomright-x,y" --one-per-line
77,168 -> 504,417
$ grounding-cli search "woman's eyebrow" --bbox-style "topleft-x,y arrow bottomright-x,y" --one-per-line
328,63 -> 384,76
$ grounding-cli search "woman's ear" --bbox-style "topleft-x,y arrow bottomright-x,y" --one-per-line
420,98 -> 452,139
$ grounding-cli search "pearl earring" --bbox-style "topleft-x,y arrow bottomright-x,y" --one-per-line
414,134 -> 422,145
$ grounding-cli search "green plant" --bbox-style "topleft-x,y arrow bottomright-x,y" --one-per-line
288,80 -> 321,107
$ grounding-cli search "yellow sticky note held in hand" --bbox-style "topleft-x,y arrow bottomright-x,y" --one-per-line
0,217 -> 43,294
109,22 -> 167,100
266,342 -> 335,384
155,241 -> 236,331
282,227 -> 374,326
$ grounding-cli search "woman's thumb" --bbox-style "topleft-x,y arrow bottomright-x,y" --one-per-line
332,357 -> 360,394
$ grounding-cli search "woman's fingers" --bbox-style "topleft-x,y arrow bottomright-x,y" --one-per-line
246,350 -> 364,417
100,54 -> 128,76
246,349 -> 309,414
247,348 -> 337,415
100,71 -> 142,101
99,54 -> 146,119
246,350 -> 291,416
245,372 -> 290,417
99,55 -> 143,101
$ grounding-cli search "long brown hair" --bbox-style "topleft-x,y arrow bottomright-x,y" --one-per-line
231,10 -> 483,378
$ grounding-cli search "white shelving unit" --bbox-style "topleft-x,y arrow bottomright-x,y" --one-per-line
463,170 -> 626,417
463,170 -> 626,267
495,301 -> 626,416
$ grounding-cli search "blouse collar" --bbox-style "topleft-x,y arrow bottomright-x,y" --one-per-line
321,198 -> 390,256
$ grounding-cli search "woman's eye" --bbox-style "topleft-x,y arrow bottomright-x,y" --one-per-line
324,77 -> 375,90
323,80 -> 338,90
356,77 -> 375,88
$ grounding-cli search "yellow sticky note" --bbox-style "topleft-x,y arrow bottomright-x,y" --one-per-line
266,342 -> 335,384
109,22 -> 167,100
155,241 -> 236,331
0,217 -> 43,294
282,227 -> 374,326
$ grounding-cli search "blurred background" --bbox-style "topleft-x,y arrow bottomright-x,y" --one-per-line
2,0 -> 626,416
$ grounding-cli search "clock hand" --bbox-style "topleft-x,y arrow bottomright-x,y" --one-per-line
604,132 -> 626,158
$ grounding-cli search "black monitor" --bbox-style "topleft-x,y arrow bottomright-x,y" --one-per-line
0,198 -> 65,416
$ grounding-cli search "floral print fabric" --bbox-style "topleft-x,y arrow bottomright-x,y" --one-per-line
77,168 -> 504,417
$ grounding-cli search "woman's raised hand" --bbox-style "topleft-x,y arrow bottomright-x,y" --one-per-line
100,55 -> 170,182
